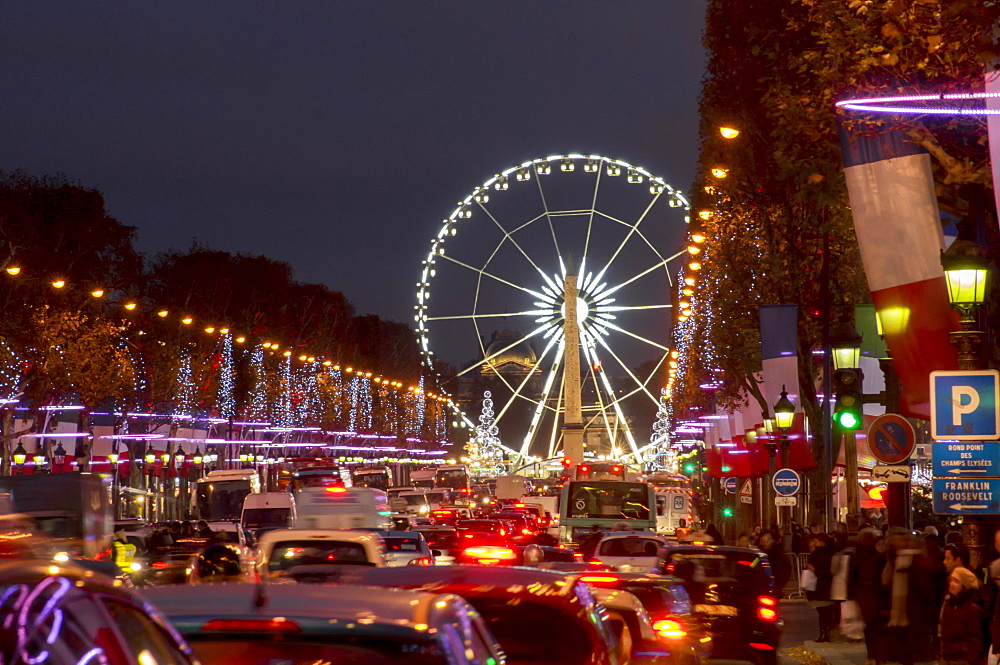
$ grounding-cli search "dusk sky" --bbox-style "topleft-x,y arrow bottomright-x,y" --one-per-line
2,3 -> 707,345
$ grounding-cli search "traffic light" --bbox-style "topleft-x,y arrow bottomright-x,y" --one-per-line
832,368 -> 863,430
721,506 -> 733,517
560,457 -> 572,467
682,461 -> 697,475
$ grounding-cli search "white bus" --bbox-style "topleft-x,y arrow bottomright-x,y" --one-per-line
293,486 -> 392,530
192,469 -> 260,521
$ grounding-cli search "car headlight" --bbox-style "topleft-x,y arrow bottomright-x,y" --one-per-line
53,552 -> 70,563
419,505 -> 429,514
129,562 -> 142,572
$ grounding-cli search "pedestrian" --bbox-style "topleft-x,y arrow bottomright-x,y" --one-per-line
940,566 -> 988,665
760,532 -> 791,598
881,527 -> 937,665
850,528 -> 887,665
196,520 -> 214,539
705,523 -> 725,546
579,525 -> 603,559
807,533 -> 836,642
736,532 -> 751,548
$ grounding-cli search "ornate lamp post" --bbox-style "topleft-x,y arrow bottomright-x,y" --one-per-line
942,238 -> 990,567
773,387 -> 795,525
942,238 -> 989,370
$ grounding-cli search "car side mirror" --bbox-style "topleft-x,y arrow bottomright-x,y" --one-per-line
630,639 -> 675,665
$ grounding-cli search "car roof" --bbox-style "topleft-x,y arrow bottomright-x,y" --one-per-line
0,560 -> 141,601
592,587 -> 648,614
378,530 -> 424,539
143,582 -> 444,630
257,528 -> 383,547
342,565 -> 587,603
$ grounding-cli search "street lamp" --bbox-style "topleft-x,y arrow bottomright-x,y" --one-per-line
830,321 -> 863,371
942,238 -> 990,370
12,442 -> 27,467
53,443 -> 67,466
192,447 -> 203,465
175,445 -> 186,466
774,387 -> 795,432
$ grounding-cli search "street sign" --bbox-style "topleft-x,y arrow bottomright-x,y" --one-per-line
933,441 -> 1000,478
932,477 -> 1000,514
931,370 -> 1000,441
740,495 -> 753,504
771,468 -> 801,496
868,414 -> 916,464
739,479 -> 753,497
775,496 -> 797,507
723,477 -> 737,494
872,465 -> 912,482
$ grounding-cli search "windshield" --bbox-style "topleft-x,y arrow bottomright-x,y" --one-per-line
435,468 -> 468,490
242,508 -> 290,530
188,637 -> 446,665
565,482 -> 651,521
196,480 -> 252,521
267,540 -> 371,571
468,598 -> 593,665
352,471 -> 390,491
598,537 -> 662,557
670,551 -> 772,599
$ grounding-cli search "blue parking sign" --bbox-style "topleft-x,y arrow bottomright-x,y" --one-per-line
931,371 -> 1000,441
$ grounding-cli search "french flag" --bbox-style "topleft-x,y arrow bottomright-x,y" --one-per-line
839,118 -> 958,418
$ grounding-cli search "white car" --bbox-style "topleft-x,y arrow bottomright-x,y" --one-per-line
256,528 -> 386,580
377,530 -> 435,566
591,532 -> 671,573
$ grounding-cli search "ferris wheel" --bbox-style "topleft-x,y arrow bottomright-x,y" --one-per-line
416,154 -> 690,462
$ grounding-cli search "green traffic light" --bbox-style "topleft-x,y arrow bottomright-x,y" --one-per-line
683,463 -> 696,474
836,410 -> 860,429
722,507 -> 733,517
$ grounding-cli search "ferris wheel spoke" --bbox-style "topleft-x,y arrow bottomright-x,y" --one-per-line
455,324 -> 551,378
533,169 -> 563,269
581,166 -> 603,276
439,254 -> 546,299
546,374 -> 566,459
590,190 -> 665,285
581,343 -> 618,445
519,337 -> 565,457
476,202 -> 553,285
585,343 -> 643,459
597,303 -> 673,314
599,249 -> 686,299
594,320 -> 670,352
590,335 -> 661,407
493,331 -> 561,424
427,309 -> 553,322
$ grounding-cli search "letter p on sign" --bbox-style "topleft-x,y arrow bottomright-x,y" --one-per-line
953,386 -> 981,426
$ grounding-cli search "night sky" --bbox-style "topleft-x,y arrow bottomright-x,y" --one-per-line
2,3 -> 707,363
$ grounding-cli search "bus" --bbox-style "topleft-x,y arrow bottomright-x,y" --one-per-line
435,464 -> 471,493
192,469 -> 260,521
558,480 -> 656,544
409,468 -> 437,489
644,474 -> 695,535
350,466 -> 392,492
277,457 -> 342,491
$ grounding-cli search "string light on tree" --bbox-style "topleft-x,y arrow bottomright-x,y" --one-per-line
217,333 -> 236,420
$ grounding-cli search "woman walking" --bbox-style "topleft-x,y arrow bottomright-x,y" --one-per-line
939,566 -> 988,665
806,533 -> 836,642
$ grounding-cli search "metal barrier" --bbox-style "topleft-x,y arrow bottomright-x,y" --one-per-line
784,552 -> 810,599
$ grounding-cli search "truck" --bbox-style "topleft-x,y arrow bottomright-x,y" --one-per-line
192,469 -> 260,521
293,486 -> 392,530
408,468 -> 436,489
241,491 -> 296,537
0,472 -> 112,559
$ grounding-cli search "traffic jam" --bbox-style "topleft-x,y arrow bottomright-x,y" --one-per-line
0,462 -> 782,665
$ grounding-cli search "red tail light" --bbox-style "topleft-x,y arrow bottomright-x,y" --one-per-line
151,562 -> 169,569
521,528 -> 532,536
325,487 -> 347,494
750,643 -> 776,650
652,619 -> 686,639
580,575 -> 619,583
412,557 -> 433,566
757,607 -> 778,621
664,562 -> 675,573
758,596 -> 777,607
464,546 -> 516,563
202,618 -> 301,633
573,552 -> 584,560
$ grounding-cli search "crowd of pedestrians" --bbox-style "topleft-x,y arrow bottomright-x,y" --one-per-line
726,520 -> 1000,665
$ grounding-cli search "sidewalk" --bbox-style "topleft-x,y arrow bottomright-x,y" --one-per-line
784,640 -> 867,665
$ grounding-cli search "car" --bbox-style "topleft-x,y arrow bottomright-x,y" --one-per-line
591,533 -> 672,573
0,560 -> 198,664
456,518 -> 512,544
256,528 -> 386,580
430,506 -> 473,525
577,571 -> 712,665
593,587 -> 663,664
142,536 -> 216,586
142,581 -> 506,665
411,525 -> 459,564
342,564 -> 677,665
377,529 -> 435,566
660,545 -> 782,665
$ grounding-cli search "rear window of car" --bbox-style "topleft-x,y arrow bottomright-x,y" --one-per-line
669,551 -> 771,594
457,521 -> 502,532
384,537 -> 422,551
267,540 -> 370,570
598,538 -> 662,557
469,598 -> 594,665
623,582 -> 691,615
413,530 -> 456,549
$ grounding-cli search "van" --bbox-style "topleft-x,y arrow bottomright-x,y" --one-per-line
241,492 -> 296,536
494,475 -> 532,500
293,487 -> 392,530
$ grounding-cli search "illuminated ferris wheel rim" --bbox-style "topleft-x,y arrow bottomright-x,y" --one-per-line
416,154 -> 691,462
